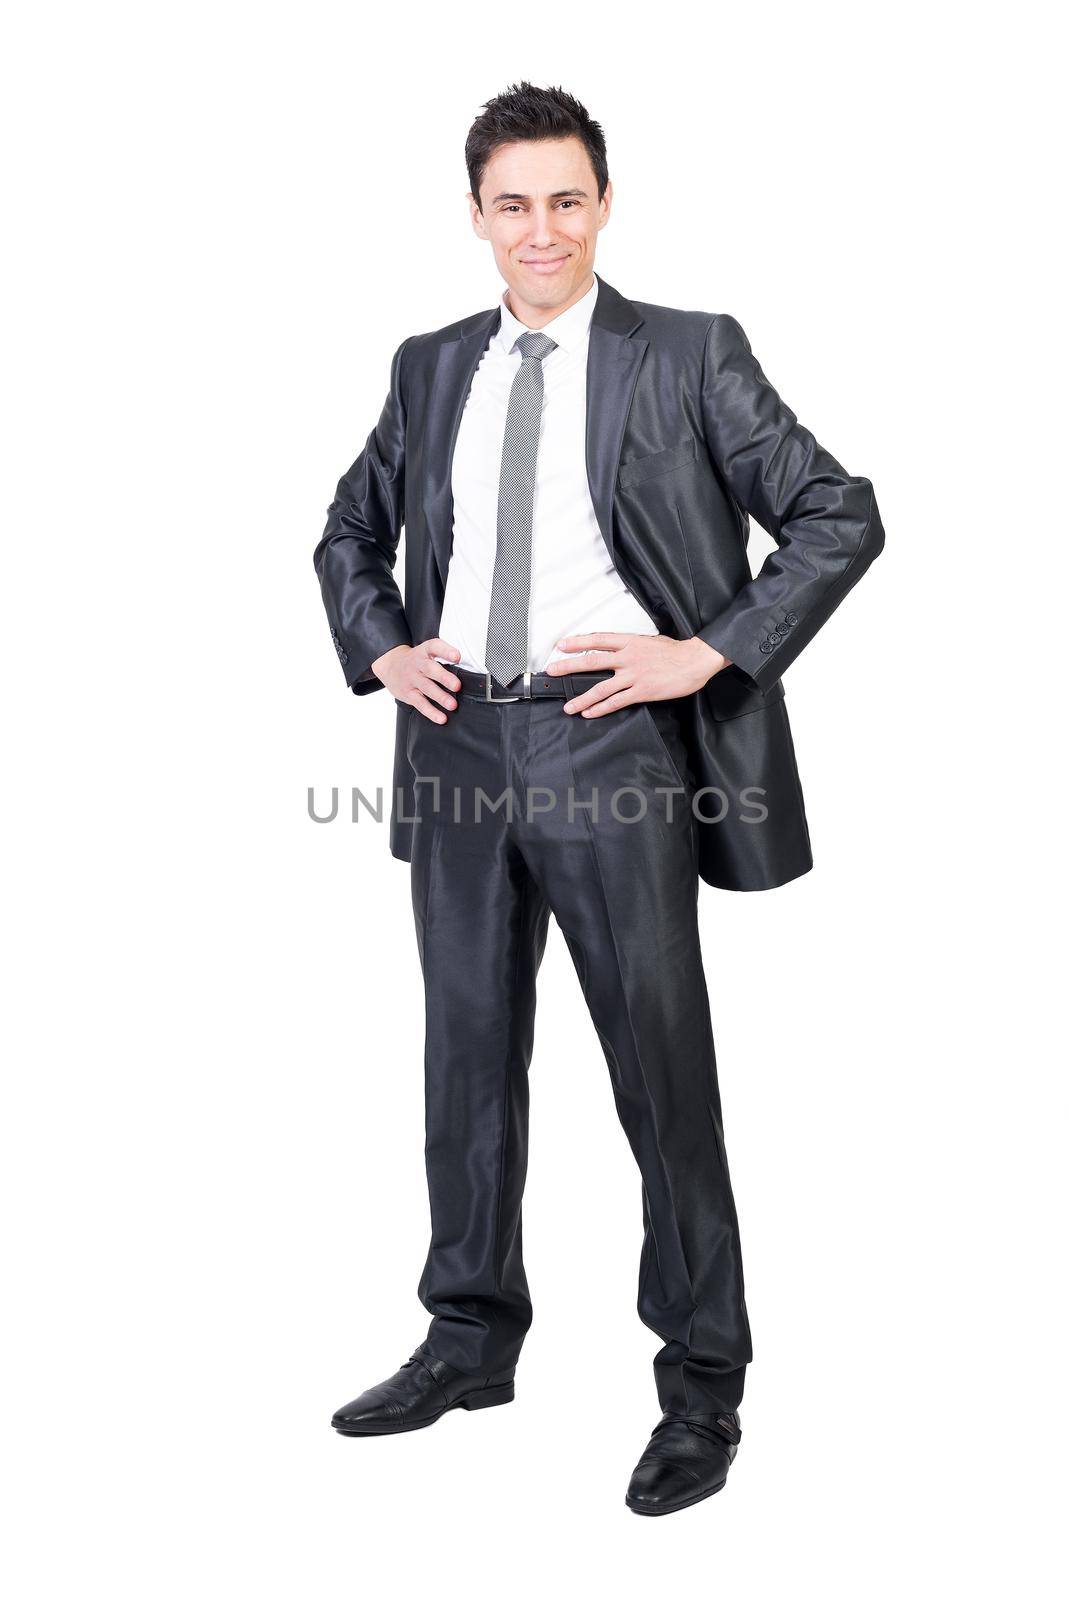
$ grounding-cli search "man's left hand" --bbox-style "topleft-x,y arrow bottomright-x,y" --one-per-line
545,632 -> 731,715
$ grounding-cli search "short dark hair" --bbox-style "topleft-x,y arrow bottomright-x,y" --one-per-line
465,81 -> 608,214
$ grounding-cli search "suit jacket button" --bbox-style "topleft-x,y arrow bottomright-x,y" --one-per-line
785,612 -> 798,626
775,623 -> 789,637
759,641 -> 775,655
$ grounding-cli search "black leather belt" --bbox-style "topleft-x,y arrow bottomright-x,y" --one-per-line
454,666 -> 614,702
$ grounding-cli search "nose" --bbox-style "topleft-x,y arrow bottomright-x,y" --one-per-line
526,205 -> 558,248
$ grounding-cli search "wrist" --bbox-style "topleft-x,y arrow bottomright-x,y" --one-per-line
686,635 -> 729,685
372,643 -> 410,682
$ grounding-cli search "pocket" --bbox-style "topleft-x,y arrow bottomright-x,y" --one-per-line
406,703 -> 452,777
702,665 -> 785,722
640,701 -> 692,792
617,434 -> 697,489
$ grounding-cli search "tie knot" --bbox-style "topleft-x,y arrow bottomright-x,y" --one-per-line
514,330 -> 557,363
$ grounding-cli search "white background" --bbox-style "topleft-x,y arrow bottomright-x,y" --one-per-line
3,2 -> 1064,1594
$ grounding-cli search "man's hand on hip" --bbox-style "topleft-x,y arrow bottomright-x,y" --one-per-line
544,632 -> 731,716
372,639 -> 463,723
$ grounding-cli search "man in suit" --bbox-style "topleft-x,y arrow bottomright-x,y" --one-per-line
314,81 -> 883,1515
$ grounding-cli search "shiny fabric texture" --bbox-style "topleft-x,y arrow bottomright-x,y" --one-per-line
407,691 -> 752,1416
313,273 -> 885,892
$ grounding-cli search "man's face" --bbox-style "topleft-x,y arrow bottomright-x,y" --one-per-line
469,136 -> 611,313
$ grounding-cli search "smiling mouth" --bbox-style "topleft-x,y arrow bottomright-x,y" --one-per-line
520,256 -> 570,273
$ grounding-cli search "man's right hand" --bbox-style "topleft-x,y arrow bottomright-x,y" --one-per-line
371,639 -> 463,723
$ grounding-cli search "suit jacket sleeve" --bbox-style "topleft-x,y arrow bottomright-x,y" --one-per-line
313,335 -> 414,695
695,314 -> 885,690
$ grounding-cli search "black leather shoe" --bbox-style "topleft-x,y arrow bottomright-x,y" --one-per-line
331,1343 -> 515,1436
626,1412 -> 741,1515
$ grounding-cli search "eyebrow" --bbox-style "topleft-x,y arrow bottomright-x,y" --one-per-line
490,188 -> 590,204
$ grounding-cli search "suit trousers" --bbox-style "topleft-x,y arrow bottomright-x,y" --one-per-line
406,687 -> 753,1415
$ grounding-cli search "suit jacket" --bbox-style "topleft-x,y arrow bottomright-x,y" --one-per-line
313,273 -> 884,891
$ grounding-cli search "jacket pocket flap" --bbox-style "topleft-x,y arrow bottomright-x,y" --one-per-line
618,434 -> 697,488
702,665 -> 785,721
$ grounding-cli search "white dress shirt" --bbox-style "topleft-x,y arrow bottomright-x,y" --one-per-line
436,274 -> 657,675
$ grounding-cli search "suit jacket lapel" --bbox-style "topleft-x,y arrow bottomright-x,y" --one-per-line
585,274 -> 648,562
423,272 -> 647,589
423,305 -> 499,591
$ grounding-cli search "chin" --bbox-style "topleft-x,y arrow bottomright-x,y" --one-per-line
539,274 -> 577,300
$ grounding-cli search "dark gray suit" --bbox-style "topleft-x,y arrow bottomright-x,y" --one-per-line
313,274 -> 883,1415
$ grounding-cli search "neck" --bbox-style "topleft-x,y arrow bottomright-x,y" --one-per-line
504,271 -> 595,329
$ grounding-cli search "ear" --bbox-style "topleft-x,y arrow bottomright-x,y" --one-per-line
599,179 -> 613,227
467,192 -> 487,238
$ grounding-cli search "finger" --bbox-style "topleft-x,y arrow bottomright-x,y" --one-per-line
562,676 -> 632,714
555,632 -> 630,654
423,659 -> 462,693
409,692 -> 448,724
543,646 -> 626,678
544,647 -> 620,675
419,678 -> 457,712
423,638 -> 462,662
576,689 -> 639,718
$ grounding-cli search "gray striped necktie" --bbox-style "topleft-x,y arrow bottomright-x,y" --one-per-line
484,329 -> 558,685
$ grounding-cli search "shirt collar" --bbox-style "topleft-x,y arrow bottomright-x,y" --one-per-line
497,273 -> 599,357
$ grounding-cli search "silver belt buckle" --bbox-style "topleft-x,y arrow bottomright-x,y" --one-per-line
484,671 -> 520,703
